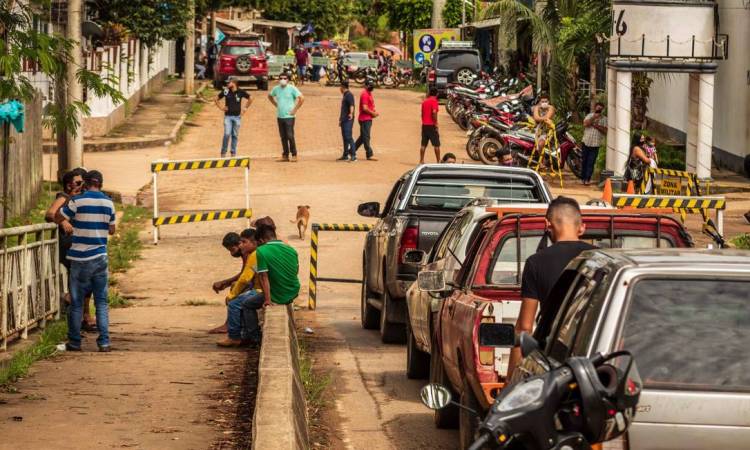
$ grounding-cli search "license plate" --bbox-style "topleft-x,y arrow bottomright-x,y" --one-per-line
437,76 -> 447,84
234,75 -> 253,81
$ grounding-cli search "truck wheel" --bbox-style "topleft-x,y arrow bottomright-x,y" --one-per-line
361,263 -> 380,330
430,333 -> 458,429
406,320 -> 430,379
380,288 -> 405,344
460,378 -> 481,450
258,79 -> 269,91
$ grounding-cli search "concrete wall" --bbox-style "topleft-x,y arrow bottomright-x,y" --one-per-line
646,0 -> 750,173
0,95 -> 43,224
252,305 -> 309,450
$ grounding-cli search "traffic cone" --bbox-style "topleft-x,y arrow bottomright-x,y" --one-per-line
602,178 -> 613,204
626,180 -> 635,194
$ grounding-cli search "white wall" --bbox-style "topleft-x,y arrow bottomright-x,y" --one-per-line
647,73 -> 689,133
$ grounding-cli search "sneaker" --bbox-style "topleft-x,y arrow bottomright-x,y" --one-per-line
349,157 -> 358,162
216,338 -> 243,347
65,343 -> 82,352
336,156 -> 349,161
744,211 -> 750,225
367,156 -> 378,161
220,153 -> 227,158
98,345 -> 112,353
208,324 -> 228,334
290,156 -> 298,162
277,156 -> 290,162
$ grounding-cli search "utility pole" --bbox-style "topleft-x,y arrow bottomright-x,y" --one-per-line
184,0 -> 195,95
66,0 -> 83,170
432,0 -> 447,28
462,0 -> 466,28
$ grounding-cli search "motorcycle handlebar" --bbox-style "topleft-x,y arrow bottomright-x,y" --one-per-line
468,433 -> 491,450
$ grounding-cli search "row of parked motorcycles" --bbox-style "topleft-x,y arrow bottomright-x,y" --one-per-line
447,73 -> 583,179
325,61 -> 416,88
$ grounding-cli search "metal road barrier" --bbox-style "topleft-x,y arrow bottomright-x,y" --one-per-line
612,193 -> 726,246
0,223 -> 61,351
151,157 -> 251,244
308,223 -> 373,310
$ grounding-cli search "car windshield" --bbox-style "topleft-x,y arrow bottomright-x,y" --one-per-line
485,233 -> 676,286
222,46 -> 260,56
407,176 -> 543,211
620,277 -> 750,392
436,52 -> 479,71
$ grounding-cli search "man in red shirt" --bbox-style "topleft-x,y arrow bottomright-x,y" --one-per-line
353,79 -> 379,161
420,87 -> 441,164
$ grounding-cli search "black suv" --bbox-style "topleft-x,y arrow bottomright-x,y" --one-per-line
426,47 -> 482,97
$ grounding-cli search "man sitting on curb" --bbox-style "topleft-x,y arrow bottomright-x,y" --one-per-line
209,232 -> 243,334
217,228 -> 264,348
250,222 -> 301,311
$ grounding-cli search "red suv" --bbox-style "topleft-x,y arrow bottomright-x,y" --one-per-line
212,35 -> 269,90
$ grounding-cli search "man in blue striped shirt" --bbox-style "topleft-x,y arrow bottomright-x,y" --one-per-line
55,170 -> 116,352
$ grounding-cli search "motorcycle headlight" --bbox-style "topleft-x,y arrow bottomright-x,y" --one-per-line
496,378 -> 545,412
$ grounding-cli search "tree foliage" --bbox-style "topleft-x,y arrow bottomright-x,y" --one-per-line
383,0 -> 432,33
0,0 -> 124,135
242,0 -> 353,38
443,0 -> 475,28
90,0 -> 193,49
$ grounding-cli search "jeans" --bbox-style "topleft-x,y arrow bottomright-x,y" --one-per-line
227,290 -> 265,340
277,118 -> 297,156
340,119 -> 355,159
581,144 -> 600,182
221,115 -> 241,156
354,120 -> 374,158
68,256 -> 109,348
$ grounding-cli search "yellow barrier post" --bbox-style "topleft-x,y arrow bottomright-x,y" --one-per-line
151,156 -> 251,244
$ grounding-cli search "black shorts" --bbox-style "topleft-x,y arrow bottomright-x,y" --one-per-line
421,125 -> 440,147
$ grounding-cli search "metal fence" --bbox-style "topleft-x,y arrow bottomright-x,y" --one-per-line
0,223 -> 61,350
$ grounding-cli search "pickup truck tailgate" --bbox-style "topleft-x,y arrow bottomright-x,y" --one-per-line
416,215 -> 452,252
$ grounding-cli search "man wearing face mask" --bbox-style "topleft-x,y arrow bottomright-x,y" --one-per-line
268,73 -> 304,162
353,78 -> 379,161
507,196 -> 596,375
581,101 -> 607,185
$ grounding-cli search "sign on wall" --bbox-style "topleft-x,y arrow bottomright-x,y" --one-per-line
609,2 -> 716,60
413,28 -> 460,67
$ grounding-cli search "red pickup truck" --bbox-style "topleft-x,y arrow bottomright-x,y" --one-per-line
212,35 -> 269,90
423,209 -> 694,449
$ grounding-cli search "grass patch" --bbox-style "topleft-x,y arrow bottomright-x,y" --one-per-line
186,98 -> 205,122
731,234 -> 750,250
183,299 -> 209,306
0,320 -> 67,388
108,290 -> 132,308
109,204 -> 149,273
298,336 -> 331,434
3,182 -> 60,246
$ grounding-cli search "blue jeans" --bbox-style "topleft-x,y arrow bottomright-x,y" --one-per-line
68,256 -> 110,348
340,119 -> 355,159
354,120 -> 374,158
221,115 -> 241,155
227,290 -> 264,341
581,144 -> 600,182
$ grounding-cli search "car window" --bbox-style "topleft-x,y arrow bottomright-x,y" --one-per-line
547,273 -> 599,362
408,177 -> 543,211
432,213 -> 466,261
619,277 -> 750,392
445,213 -> 474,255
381,178 -> 405,216
592,236 -> 674,249
436,52 -> 479,71
222,46 -> 260,56
486,235 -> 544,285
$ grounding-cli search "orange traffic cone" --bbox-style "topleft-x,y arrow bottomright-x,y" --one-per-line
602,178 -> 613,204
626,180 -> 635,194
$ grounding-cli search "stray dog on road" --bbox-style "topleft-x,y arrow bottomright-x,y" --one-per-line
291,205 -> 310,239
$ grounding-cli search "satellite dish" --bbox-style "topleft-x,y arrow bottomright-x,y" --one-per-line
82,21 -> 104,38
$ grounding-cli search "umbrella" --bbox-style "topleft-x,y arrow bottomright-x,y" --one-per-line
377,44 -> 402,56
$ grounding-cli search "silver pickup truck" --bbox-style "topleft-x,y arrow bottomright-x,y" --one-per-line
357,164 -> 551,343
512,249 -> 750,450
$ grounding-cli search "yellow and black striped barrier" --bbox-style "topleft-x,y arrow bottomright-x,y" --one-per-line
309,223 -> 373,310
612,194 -> 725,210
151,157 -> 250,172
153,209 -> 253,226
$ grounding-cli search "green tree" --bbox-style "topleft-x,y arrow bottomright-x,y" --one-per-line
443,0 -> 475,28
90,0 -> 193,49
249,0 -> 353,38
1,0 -> 124,136
383,0 -> 431,33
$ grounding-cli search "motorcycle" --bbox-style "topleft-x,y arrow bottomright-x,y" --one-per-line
421,332 -> 642,450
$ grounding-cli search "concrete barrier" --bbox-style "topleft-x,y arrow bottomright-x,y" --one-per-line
252,304 -> 309,450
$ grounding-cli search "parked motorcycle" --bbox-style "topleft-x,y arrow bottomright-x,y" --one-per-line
421,332 -> 642,450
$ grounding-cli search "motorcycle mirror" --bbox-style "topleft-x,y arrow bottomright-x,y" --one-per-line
420,384 -> 452,410
519,332 -> 540,358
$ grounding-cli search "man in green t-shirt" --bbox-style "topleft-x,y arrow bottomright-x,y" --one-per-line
254,223 -> 301,306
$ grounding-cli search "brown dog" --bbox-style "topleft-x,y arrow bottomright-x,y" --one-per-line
291,205 -> 310,239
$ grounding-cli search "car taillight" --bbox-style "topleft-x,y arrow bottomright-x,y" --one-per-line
427,69 -> 436,82
220,56 -> 233,66
399,226 -> 418,264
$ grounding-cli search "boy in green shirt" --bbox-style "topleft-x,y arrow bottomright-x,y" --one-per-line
253,223 -> 301,306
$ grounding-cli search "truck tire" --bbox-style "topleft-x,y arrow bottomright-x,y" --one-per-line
361,262 -> 380,330
406,319 -> 430,379
257,79 -> 269,91
380,288 -> 405,344
430,333 -> 458,429
460,378 -> 481,450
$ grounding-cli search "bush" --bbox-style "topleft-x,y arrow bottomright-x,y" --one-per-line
352,36 -> 375,51
731,234 -> 750,250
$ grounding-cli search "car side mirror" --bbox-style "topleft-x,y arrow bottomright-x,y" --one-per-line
403,249 -> 427,266
420,383 -> 452,410
357,202 -> 380,217
479,323 -> 516,347
417,270 -> 446,292
519,332 -> 540,358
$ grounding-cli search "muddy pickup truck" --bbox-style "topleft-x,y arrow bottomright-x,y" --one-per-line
418,209 -> 694,448
357,164 -> 551,343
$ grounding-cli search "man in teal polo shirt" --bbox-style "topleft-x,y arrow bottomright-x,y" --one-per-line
254,223 -> 300,306
268,73 -> 305,162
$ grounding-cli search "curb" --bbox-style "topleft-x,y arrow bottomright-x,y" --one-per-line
252,304 -> 309,450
